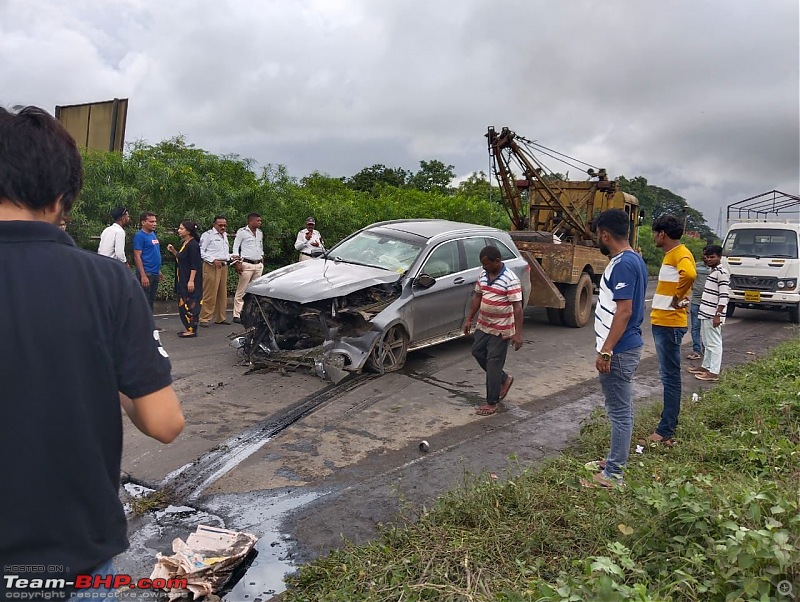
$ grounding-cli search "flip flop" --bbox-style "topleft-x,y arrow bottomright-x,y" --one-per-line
177,332 -> 197,338
687,366 -> 707,374
499,375 -> 514,400
476,404 -> 498,416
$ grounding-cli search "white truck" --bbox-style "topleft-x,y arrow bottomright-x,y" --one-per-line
722,191 -> 800,324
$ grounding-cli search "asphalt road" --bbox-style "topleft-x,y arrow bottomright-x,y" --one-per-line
117,290 -> 799,600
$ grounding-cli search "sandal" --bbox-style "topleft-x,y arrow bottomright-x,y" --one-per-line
686,352 -> 702,360
646,432 -> 676,446
687,366 -> 707,374
695,372 -> 719,382
177,331 -> 197,338
580,472 -> 624,489
476,404 -> 498,416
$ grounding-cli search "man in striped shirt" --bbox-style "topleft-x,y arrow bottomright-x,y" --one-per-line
688,245 -> 729,382
649,215 -> 696,445
582,209 -> 649,488
462,245 -> 524,416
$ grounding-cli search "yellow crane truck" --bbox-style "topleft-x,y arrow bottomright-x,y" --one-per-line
487,126 -> 641,327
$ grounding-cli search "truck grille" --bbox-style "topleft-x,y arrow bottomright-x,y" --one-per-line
730,275 -> 778,292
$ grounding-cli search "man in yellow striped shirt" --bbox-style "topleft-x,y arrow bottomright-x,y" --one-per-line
649,214 -> 696,445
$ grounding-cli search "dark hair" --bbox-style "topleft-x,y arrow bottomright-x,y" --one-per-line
180,220 -> 200,242
213,215 -> 227,223
593,209 -> 630,240
703,244 -> 723,256
652,214 -> 684,240
479,245 -> 501,261
140,211 -> 156,224
0,106 -> 83,212
247,212 -> 261,221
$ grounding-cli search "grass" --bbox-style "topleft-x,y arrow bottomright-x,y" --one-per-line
129,487 -> 172,516
282,340 -> 800,601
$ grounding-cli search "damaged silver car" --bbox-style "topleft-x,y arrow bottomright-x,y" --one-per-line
233,220 -> 531,382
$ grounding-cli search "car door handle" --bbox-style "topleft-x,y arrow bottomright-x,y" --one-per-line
453,277 -> 465,284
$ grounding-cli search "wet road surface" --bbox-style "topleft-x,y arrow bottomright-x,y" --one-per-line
117,293 -> 799,600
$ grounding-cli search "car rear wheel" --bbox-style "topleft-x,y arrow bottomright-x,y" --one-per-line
563,273 -> 593,328
789,304 -> 799,324
366,325 -> 409,373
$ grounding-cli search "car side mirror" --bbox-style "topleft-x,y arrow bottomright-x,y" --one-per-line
413,274 -> 436,289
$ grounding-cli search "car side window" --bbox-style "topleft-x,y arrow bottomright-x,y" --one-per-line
462,237 -> 486,269
485,238 -> 517,260
423,241 -> 459,278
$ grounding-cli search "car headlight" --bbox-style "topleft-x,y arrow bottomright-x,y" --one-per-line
777,279 -> 797,290
784,279 -> 797,290
777,281 -> 785,289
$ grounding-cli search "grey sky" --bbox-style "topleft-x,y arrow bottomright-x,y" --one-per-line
2,0 -> 798,230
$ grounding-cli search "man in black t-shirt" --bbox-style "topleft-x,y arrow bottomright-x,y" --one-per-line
0,106 -> 185,598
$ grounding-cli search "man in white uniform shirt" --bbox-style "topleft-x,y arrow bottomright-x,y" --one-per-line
294,216 -> 324,261
231,212 -> 265,324
97,206 -> 129,264
199,215 -> 231,326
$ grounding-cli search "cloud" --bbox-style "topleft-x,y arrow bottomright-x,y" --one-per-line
1,0 -> 797,227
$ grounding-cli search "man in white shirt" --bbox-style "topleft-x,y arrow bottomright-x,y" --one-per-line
97,207 -> 129,264
199,215 -> 231,326
231,212 -> 265,324
294,216 -> 324,261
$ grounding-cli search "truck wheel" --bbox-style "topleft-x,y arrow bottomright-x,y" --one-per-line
563,273 -> 593,328
546,307 -> 564,326
789,304 -> 799,324
726,303 -> 736,318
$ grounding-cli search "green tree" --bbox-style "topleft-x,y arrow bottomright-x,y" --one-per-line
345,164 -> 409,194
408,159 -> 456,194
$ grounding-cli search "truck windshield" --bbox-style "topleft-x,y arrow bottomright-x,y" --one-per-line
723,228 -> 799,259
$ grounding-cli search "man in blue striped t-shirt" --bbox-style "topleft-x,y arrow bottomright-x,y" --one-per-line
582,209 -> 648,489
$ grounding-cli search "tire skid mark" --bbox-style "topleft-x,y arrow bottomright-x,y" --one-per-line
164,373 -> 378,501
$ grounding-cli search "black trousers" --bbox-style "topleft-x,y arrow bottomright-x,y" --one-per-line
471,330 -> 510,404
138,272 -> 159,309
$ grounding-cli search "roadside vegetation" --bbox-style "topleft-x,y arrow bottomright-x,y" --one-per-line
282,339 -> 800,601
68,138 -> 715,298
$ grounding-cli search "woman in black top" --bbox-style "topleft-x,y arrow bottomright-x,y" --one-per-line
167,221 -> 203,337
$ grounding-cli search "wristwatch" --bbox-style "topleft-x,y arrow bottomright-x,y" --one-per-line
599,351 -> 613,362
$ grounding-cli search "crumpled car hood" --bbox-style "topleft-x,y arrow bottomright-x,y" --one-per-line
247,260 -> 403,303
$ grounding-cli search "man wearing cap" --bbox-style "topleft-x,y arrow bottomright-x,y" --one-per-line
231,212 -> 265,324
97,206 -> 130,264
294,216 -> 324,262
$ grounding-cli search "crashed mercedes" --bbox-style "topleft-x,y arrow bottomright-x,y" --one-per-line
233,220 -> 531,383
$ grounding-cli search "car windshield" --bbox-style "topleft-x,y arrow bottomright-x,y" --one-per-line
723,228 -> 799,258
327,230 -> 425,273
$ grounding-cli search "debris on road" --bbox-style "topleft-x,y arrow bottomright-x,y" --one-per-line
150,524 -> 258,600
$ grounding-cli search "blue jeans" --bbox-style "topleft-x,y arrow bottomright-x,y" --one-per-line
599,346 -> 642,480
689,303 -> 703,354
652,325 -> 687,439
70,558 -> 116,600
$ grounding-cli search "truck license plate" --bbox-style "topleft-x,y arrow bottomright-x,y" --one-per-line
744,290 -> 761,302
